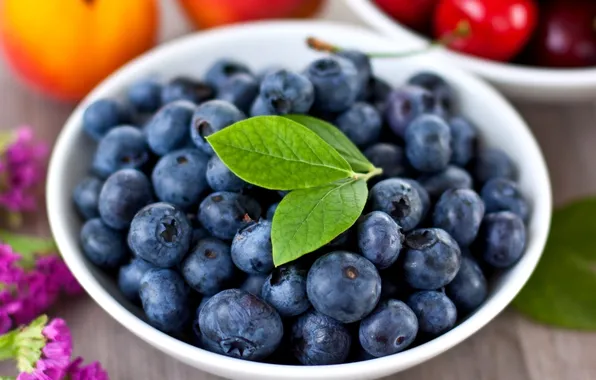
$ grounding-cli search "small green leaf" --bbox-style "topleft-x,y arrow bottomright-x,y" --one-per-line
514,198 -> 596,330
285,114 -> 374,173
14,315 -> 47,373
0,331 -> 17,361
0,231 -> 56,270
272,179 -> 368,266
207,116 -> 354,190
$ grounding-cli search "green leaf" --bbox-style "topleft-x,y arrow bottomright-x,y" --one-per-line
0,331 -> 17,361
272,179 -> 368,266
285,114 -> 374,173
207,116 -> 354,190
513,197 -> 596,330
0,231 -> 56,270
14,315 -> 47,373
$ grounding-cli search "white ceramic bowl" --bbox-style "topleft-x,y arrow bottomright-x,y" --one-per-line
47,21 -> 552,380
345,0 -> 596,102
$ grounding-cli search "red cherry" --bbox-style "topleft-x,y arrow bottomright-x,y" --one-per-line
374,0 -> 440,33
433,0 -> 538,62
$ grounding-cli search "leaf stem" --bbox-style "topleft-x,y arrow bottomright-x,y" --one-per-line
353,167 -> 383,182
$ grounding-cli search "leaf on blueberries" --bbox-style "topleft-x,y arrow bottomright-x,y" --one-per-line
271,179 -> 368,266
514,197 -> 596,330
207,116 -> 353,190
285,114 -> 374,173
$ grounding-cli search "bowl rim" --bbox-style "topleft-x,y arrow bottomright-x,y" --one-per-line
47,20 -> 552,380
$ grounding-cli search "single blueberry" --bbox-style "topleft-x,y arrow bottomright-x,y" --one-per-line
408,72 -> 456,114
336,50 -> 371,99
240,274 -> 268,296
217,73 -> 259,113
98,169 -> 153,230
481,178 -> 529,222
405,114 -> 452,173
190,100 -> 245,155
128,202 -> 192,267
473,148 -> 517,185
369,178 -> 424,232
259,69 -> 315,115
446,256 -> 488,313
448,116 -> 477,167
181,237 -> 235,296
198,191 -> 262,240
266,202 -> 279,220
433,189 -> 485,247
160,77 -> 214,105
335,102 -> 382,147
128,79 -> 162,113
118,257 -> 155,302
82,99 -> 130,141
403,228 -> 461,290
363,76 -> 392,111
204,59 -> 252,89
359,299 -> 418,357
206,155 -> 247,192
140,268 -> 190,334
402,179 -> 431,220
305,56 -> 360,113
261,264 -> 310,317
407,291 -> 457,336
231,220 -> 273,274
73,176 -> 104,220
196,296 -> 212,316
290,309 -> 351,365
363,143 -> 407,179
80,218 -> 128,269
92,126 -> 149,178
249,95 -> 272,116
477,211 -> 526,269
357,211 -> 403,269
307,251 -> 381,323
145,101 -> 195,156
199,289 -> 283,361
418,165 -> 473,199
384,86 -> 435,138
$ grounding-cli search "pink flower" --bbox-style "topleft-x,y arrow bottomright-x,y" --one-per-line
35,256 -> 83,296
66,358 -> 110,380
0,243 -> 23,283
11,271 -> 60,326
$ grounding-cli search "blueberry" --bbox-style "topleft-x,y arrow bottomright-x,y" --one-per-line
385,86 -> 435,138
405,114 -> 452,173
290,310 -> 351,365
369,178 -> 424,232
261,264 -> 310,317
191,227 -> 210,247
359,300 -> 418,357
407,291 -> 457,336
128,202 -> 192,267
477,211 -> 526,269
418,165 -> 473,199
259,69 -> 315,115
204,59 -> 252,89
231,220 -> 273,274
92,126 -> 149,178
240,274 -> 268,296
481,178 -> 529,222
151,148 -> 209,209
217,73 -> 259,113
160,77 -> 214,105
118,257 -> 155,302
73,176 -> 104,220
363,143 -> 406,179
336,50 -> 371,98
128,79 -> 162,113
98,169 -> 153,230
448,116 -> 477,167
190,100 -> 245,155
408,72 -> 455,114
140,268 -> 190,334
433,189 -> 485,247
198,191 -> 261,240
364,76 -> 392,111
306,56 -> 359,113
145,101 -> 195,156
196,296 -> 212,316
446,256 -> 487,313
82,99 -> 130,141
335,102 -> 382,147
266,202 -> 279,220
403,179 -> 431,220
80,218 -> 128,269
249,96 -> 272,116
473,148 -> 516,184
357,211 -> 403,269
181,237 -> 235,296
307,251 -> 381,323
206,155 -> 246,192
403,228 -> 461,290
199,289 -> 283,361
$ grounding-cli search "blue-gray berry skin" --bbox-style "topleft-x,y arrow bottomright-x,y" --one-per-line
206,155 -> 246,192
80,218 -> 128,269
448,116 -> 477,167
98,169 -> 153,230
385,86 -> 435,138
478,211 -> 526,269
473,148 -> 516,185
73,176 -> 104,220
357,211 -> 403,269
307,251 -> 381,323
198,192 -> 262,240
266,202 -> 279,220
181,237 -> 235,296
240,274 -> 268,297
199,289 -> 283,361
418,165 -> 473,199
217,73 -> 259,113
359,300 -> 418,357
160,77 -> 214,105
336,50 -> 371,99
405,114 -> 452,173
408,71 -> 455,114
364,143 -> 406,180
190,100 -> 246,155
481,178 -> 529,222
305,56 -> 360,113
259,69 -> 315,115
291,310 -> 351,365
92,126 -> 149,178
261,264 -> 310,317
433,189 -> 485,247
446,256 -> 488,313
151,148 -> 209,209
249,95 -> 272,117
118,257 -> 155,302
128,202 -> 192,268
196,296 -> 212,316
191,227 -> 210,247
403,179 -> 431,220
204,59 -> 252,89
335,102 -> 382,148
403,228 -> 462,290
145,101 -> 195,156
82,99 -> 130,141
364,76 -> 392,111
231,220 -> 273,275
407,291 -> 457,336
140,268 -> 190,334
128,79 -> 162,113
369,178 -> 424,232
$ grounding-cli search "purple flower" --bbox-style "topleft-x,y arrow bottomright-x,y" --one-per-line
35,256 -> 83,296
66,358 -> 110,380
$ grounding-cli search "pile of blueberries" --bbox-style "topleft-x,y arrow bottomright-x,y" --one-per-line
74,48 -> 529,365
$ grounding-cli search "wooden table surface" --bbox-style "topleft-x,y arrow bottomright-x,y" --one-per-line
1,2 -> 595,379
